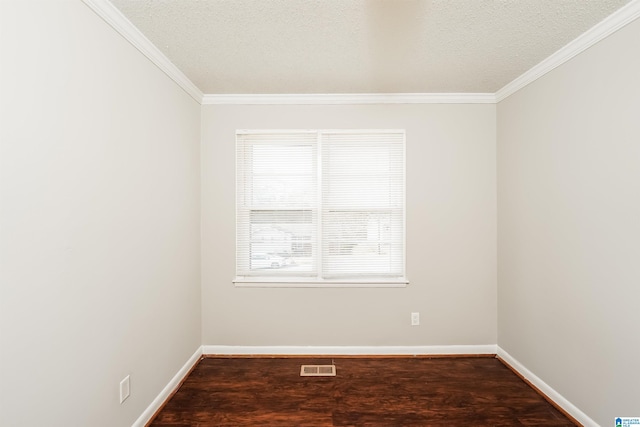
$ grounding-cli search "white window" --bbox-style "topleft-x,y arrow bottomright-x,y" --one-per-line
235,130 -> 406,287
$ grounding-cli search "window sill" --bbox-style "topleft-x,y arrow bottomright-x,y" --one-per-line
233,277 -> 409,288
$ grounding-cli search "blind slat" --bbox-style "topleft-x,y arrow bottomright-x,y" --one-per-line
236,130 -> 405,280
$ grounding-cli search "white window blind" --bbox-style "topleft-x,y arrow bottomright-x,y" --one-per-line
236,130 -> 405,284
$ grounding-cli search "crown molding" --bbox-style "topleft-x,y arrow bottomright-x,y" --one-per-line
81,0 -> 203,103
496,0 -> 640,102
83,0 -> 639,106
202,93 -> 496,105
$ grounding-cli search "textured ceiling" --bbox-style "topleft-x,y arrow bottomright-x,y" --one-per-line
109,0 -> 630,94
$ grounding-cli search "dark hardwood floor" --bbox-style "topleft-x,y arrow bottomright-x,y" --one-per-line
149,356 -> 577,426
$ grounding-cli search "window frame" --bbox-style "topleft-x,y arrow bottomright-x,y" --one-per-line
234,129 -> 408,288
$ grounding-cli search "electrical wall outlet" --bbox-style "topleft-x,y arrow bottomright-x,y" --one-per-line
411,312 -> 420,326
120,375 -> 130,404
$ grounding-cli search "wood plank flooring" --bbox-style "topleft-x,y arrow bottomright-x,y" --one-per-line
149,356 -> 577,426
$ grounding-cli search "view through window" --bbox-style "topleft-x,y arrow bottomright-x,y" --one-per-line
236,130 -> 405,284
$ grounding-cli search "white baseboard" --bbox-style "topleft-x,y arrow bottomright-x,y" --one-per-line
133,345 -> 594,426
497,346 -> 597,427
202,344 -> 497,356
132,346 -> 203,427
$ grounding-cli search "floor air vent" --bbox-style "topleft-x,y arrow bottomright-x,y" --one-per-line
300,364 -> 336,377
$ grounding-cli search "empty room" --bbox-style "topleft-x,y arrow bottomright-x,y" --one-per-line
1,0 -> 639,426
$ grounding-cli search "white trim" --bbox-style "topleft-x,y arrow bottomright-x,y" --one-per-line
236,129 -> 406,283
236,129 -> 406,135
202,345 -> 497,356
80,0 -> 640,106
135,345 -> 603,425
496,0 -> 640,102
317,131 -> 324,280
81,0 -> 203,103
496,346 -> 598,427
132,346 -> 203,427
233,280 -> 408,288
202,93 -> 496,105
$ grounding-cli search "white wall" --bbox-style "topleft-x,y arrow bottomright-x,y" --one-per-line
202,104 -> 497,347
0,1 -> 201,426
7,1 -> 636,425
497,17 -> 640,426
